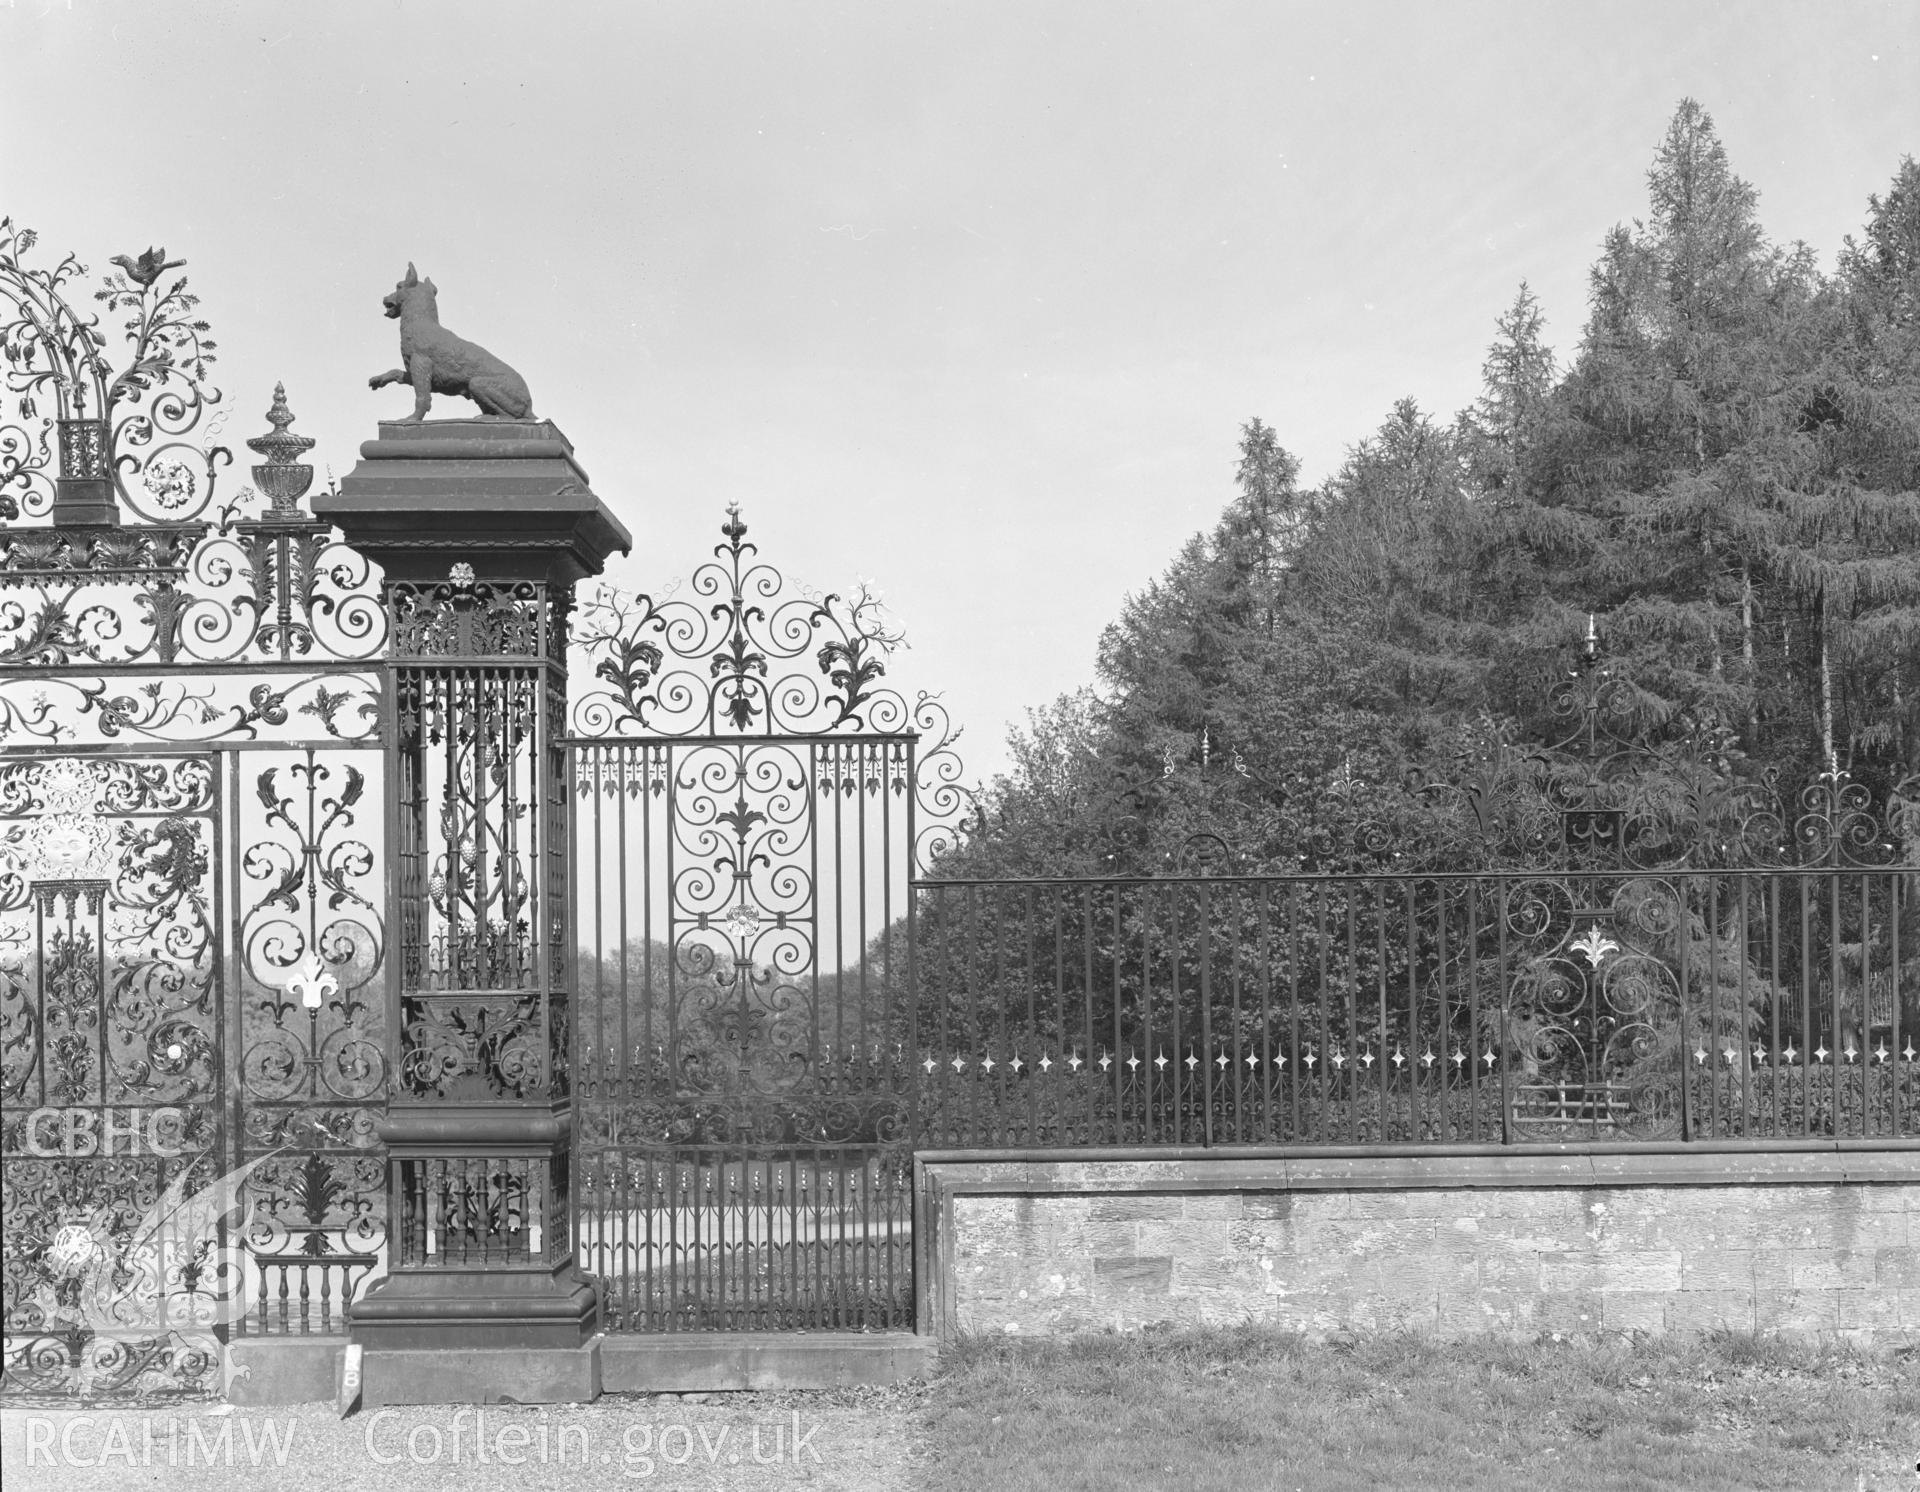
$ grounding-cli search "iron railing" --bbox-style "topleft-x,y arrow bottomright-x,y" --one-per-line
910,870 -> 1916,1148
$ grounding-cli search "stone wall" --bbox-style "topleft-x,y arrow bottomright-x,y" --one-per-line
916,1145 -> 1919,1345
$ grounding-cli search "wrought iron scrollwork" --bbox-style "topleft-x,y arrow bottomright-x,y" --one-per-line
570,507 -> 973,874
0,754 -> 237,1401
0,756 -> 221,1111
398,994 -> 551,1101
235,1149 -> 383,1336
3,227 -> 397,1396
1499,877 -> 1686,1137
389,578 -> 564,661
1527,636 -> 1919,871
0,509 -> 385,677
1,344 -> 387,744
574,505 -> 916,736
2,220 -> 228,525
239,753 -> 386,1107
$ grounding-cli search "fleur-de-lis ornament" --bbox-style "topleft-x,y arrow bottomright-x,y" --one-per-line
287,953 -> 338,1011
1569,927 -> 1620,967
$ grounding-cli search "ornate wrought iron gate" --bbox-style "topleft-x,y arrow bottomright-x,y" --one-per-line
567,511 -> 963,1329
3,226 -> 391,1399
2,742 -> 388,1399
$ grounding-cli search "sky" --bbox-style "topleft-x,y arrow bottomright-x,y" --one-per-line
4,0 -> 1916,783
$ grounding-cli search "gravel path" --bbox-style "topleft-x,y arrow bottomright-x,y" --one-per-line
1,1386 -> 925,1491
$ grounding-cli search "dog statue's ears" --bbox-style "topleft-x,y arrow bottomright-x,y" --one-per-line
403,263 -> 419,287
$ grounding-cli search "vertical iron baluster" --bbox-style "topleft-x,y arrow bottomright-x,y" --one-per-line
828,744 -> 842,1062
1026,885 -> 1039,1144
635,745 -> 648,1109
1736,876 -> 1752,1136
1198,880 -> 1213,1147
1829,872 -> 1844,1137
1435,880 -> 1450,1141
867,1146 -> 879,1331
786,1151 -> 799,1328
1229,882 -> 1244,1144
1855,872 -> 1870,1136
858,745 -> 870,1058
1284,883 -> 1299,1143
1465,882 -> 1480,1141
1375,880 -> 1389,1140
1863,873 -> 1877,1138
664,748 -> 679,1151
880,1150 -> 892,1328
1498,877 -> 1512,1145
1345,884 -> 1360,1143
1171,883 -> 1185,1147
1890,871 -> 1905,1139
442,675 -> 461,986
587,748 -> 604,1297
994,886 -> 1010,1142
898,739 -> 913,1154
967,886 -> 980,1147
1112,885 -> 1125,1144
619,748 -> 637,1324
1767,874 -> 1782,1140
809,743 -> 823,1145
1674,874 -> 1694,1142
1800,875 -> 1813,1138
1406,879 -> 1420,1144
1315,883 -> 1330,1144
1082,885 -> 1096,1145
1706,876 -> 1722,1139
810,1149 -> 825,1329
717,1150 -> 729,1331
1145,885 -> 1159,1144
666,1155 -> 681,1331
614,1146 -> 627,1331
1052,886 -> 1066,1144
1258,883 -> 1274,1143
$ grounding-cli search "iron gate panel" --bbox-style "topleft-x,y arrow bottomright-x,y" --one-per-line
0,739 -> 392,1397
566,512 -> 967,1331
2,229 -> 396,1401
571,735 -> 919,1330
0,751 -> 230,1398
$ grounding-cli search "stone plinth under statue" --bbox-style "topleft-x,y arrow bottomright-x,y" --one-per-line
313,418 -> 630,584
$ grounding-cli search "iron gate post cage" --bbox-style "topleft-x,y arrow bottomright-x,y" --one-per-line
313,419 -> 630,1353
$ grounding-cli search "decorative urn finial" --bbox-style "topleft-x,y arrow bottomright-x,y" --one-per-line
247,382 -> 316,514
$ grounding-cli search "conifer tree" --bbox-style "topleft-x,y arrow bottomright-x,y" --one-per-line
1552,100 -> 1788,745
949,108 -> 1920,887
1769,157 -> 1920,787
1459,283 -> 1557,508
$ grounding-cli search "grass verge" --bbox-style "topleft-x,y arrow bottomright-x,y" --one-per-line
916,1326 -> 1918,1492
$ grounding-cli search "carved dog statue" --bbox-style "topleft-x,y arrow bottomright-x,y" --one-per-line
368,264 -> 534,421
